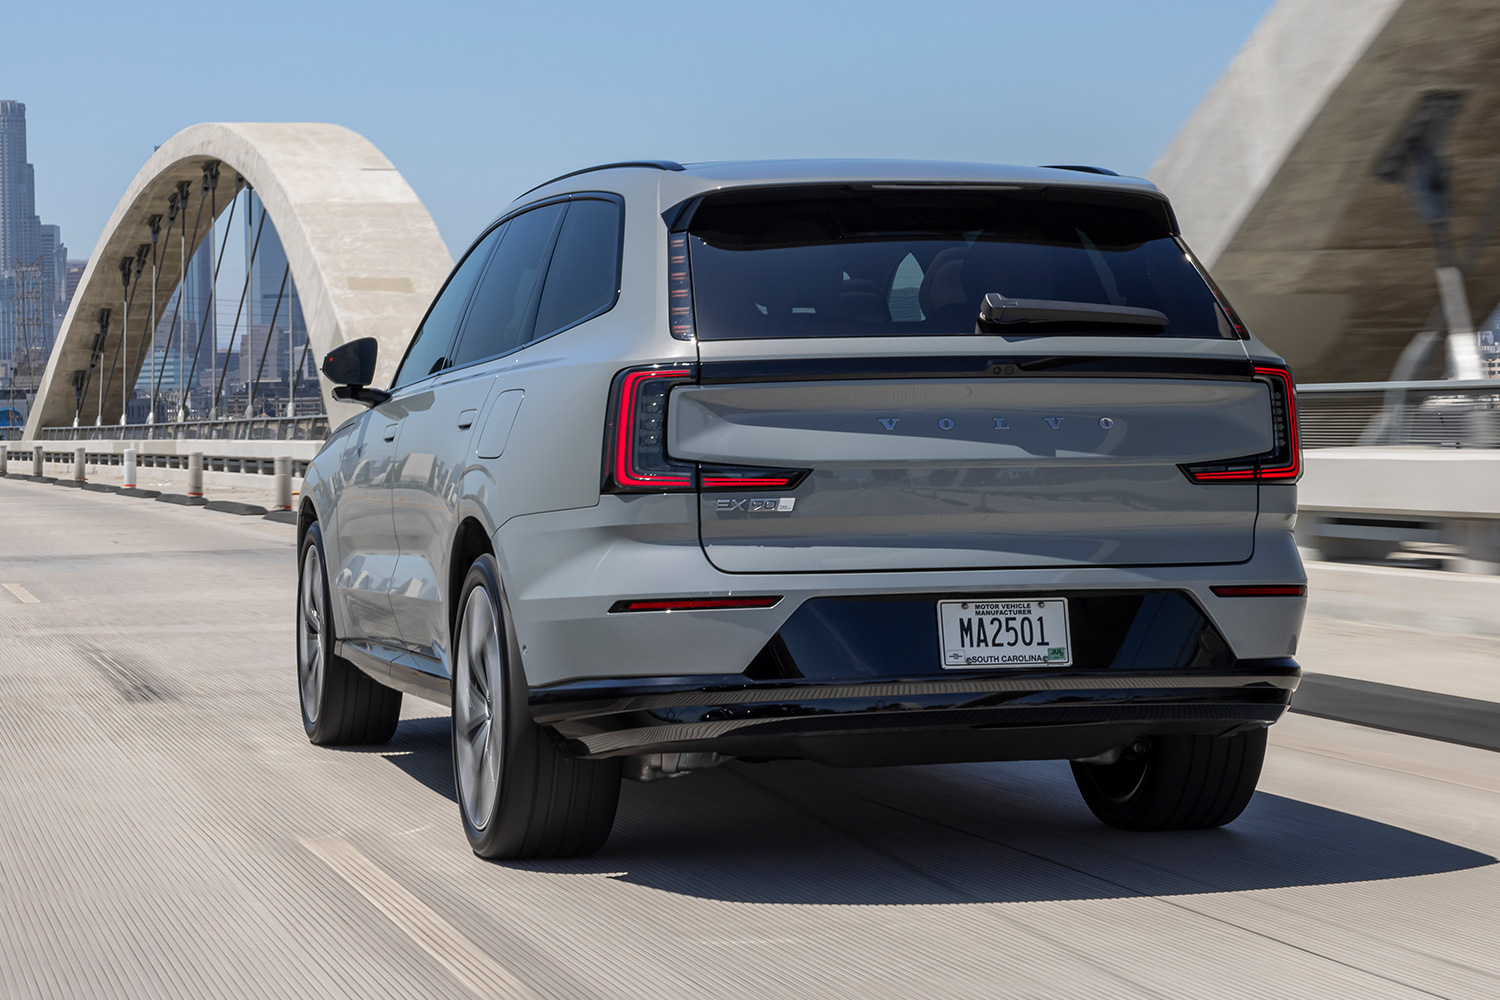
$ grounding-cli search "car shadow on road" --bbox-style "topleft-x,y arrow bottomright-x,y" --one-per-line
381,716 -> 1495,905
381,714 -> 456,801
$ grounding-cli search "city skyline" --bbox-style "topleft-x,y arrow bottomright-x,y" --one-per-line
1,100 -> 70,394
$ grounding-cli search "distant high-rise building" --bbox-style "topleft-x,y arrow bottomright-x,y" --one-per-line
64,259 -> 86,306
1,100 -> 66,385
0,100 -> 41,271
37,223 -> 65,337
181,236 -> 215,391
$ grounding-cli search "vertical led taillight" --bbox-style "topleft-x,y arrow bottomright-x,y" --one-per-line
1182,365 -> 1301,483
601,364 -> 810,495
603,366 -> 697,493
668,233 -> 695,341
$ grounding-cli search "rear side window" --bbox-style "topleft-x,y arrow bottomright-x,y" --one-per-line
534,198 -> 624,338
449,202 -> 565,368
686,187 -> 1233,340
393,223 -> 503,387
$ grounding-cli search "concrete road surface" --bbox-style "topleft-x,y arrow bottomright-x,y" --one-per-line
1,477 -> 1497,999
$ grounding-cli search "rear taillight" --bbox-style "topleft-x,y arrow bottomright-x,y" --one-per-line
603,366 -> 697,492
603,365 -> 810,494
1182,365 -> 1301,483
700,467 -> 807,490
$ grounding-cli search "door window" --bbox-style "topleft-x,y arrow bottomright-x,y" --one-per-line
533,198 -> 624,339
449,203 -> 566,368
392,223 -> 505,388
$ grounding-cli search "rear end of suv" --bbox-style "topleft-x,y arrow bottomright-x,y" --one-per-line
301,160 -> 1305,859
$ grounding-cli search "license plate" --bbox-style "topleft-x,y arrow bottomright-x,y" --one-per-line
938,598 -> 1072,668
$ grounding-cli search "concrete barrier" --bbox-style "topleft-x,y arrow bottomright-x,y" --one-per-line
1298,448 -> 1500,572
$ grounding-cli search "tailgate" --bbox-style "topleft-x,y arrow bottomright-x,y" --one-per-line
671,361 -> 1270,574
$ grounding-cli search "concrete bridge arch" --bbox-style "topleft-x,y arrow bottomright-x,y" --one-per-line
22,122 -> 453,437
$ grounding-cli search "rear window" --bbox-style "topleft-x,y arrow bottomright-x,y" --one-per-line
685,187 -> 1233,340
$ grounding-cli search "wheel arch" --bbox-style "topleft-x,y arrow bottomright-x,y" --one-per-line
448,516 -> 498,646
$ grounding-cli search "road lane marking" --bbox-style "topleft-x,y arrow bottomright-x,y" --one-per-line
3,583 -> 39,604
300,836 -> 538,1000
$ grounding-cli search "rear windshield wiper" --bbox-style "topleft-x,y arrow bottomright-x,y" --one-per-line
978,292 -> 1168,328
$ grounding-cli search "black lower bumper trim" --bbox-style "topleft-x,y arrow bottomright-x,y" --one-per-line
531,659 -> 1298,763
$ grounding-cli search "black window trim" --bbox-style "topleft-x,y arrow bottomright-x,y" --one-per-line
442,192 -> 627,377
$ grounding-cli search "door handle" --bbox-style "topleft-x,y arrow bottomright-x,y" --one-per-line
383,423 -> 398,442
457,409 -> 477,430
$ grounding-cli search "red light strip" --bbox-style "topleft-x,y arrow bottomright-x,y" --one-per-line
1252,365 -> 1300,480
1210,585 -> 1307,598
701,476 -> 795,488
612,596 -> 782,613
612,368 -> 692,490
1189,467 -> 1257,481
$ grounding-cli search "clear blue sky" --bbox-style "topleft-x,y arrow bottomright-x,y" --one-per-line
5,0 -> 1273,261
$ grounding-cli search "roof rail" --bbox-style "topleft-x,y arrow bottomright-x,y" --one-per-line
516,160 -> 685,199
1039,164 -> 1120,176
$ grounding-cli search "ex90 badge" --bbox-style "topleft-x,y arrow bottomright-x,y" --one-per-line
715,497 -> 797,513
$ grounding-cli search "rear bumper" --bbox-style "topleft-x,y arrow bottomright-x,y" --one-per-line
529,581 -> 1300,763
496,493 -> 1307,689
531,659 -> 1299,763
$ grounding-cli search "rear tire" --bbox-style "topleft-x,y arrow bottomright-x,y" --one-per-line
297,520 -> 402,745
451,553 -> 621,860
1070,729 -> 1266,831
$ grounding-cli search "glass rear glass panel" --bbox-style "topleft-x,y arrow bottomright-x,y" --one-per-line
533,198 -> 623,339
687,187 -> 1232,340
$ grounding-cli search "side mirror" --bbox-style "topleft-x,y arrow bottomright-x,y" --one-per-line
322,338 -> 390,407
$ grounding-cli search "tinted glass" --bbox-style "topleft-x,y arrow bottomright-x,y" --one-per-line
450,203 -> 565,367
687,188 -> 1232,340
533,199 -> 623,338
393,224 -> 503,387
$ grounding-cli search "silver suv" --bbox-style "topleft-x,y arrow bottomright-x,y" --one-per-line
296,160 -> 1305,860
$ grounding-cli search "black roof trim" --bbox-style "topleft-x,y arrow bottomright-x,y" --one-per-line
1040,164 -> 1120,176
516,160 -> 684,200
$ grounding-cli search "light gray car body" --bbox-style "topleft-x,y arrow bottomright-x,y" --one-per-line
300,160 -> 1305,764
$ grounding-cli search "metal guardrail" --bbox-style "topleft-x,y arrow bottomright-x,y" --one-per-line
1298,380 -> 1500,449
35,415 -> 329,442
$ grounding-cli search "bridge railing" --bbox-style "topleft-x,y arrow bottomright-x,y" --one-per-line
34,415 -> 329,442
1297,380 -> 1500,572
1298,380 -> 1500,449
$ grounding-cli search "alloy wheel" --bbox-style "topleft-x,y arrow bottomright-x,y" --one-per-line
455,586 -> 504,830
298,545 -> 326,724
